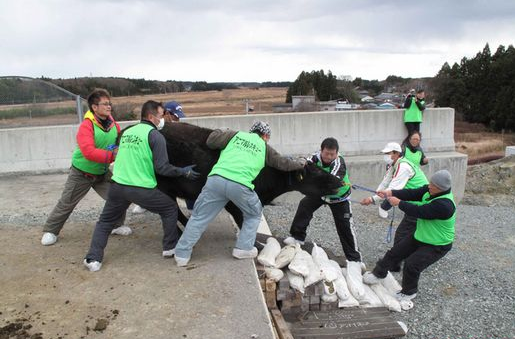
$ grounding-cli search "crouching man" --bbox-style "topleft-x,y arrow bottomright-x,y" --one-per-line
363,170 -> 455,306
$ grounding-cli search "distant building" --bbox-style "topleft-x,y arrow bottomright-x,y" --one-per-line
272,103 -> 293,113
292,95 -> 316,111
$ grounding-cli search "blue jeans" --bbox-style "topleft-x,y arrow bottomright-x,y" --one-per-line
175,175 -> 263,259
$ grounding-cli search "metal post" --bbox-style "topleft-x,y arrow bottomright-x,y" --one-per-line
76,95 -> 83,123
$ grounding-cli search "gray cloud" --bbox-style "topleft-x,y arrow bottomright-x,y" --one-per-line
0,0 -> 514,81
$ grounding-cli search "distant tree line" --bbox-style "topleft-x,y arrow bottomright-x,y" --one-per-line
286,70 -> 360,103
432,43 -> 515,131
48,77 -> 185,98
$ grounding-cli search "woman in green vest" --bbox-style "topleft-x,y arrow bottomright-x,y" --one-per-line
362,170 -> 455,307
402,131 -> 428,168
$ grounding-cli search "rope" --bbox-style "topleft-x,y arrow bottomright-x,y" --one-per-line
385,206 -> 395,243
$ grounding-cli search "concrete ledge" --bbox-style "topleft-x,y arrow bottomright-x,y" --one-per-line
1,108 -> 455,173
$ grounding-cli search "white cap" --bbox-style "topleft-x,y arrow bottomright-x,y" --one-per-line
381,142 -> 402,153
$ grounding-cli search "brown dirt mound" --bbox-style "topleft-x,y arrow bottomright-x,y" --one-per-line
462,155 -> 515,206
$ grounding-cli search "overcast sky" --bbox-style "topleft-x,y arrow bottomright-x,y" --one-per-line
1,0 -> 514,82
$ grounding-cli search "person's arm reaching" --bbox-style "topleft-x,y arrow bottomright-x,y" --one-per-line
206,129 -> 237,150
265,145 -> 306,171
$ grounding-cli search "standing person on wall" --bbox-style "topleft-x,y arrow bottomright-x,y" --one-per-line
403,89 -> 426,136
41,88 -> 131,246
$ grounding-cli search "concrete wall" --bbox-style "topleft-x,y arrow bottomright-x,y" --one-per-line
506,146 -> 515,156
0,108 -> 467,201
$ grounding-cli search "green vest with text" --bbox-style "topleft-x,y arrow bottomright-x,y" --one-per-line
404,97 -> 425,123
317,157 -> 351,199
112,123 -> 156,188
71,123 -> 118,175
209,131 -> 266,189
404,147 -> 423,167
414,191 -> 456,245
397,158 -> 428,189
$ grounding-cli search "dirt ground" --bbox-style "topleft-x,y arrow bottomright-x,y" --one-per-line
0,174 -> 273,339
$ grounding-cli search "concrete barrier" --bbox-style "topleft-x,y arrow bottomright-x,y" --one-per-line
506,146 -> 515,156
0,108 -> 466,201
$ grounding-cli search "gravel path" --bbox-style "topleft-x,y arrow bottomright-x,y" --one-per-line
264,199 -> 515,339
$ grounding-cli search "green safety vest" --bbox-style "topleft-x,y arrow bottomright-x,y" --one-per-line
404,147 -> 423,167
209,131 -> 266,189
112,123 -> 156,188
317,157 -> 351,200
403,97 -> 425,123
414,191 -> 456,245
396,158 -> 428,189
71,118 -> 118,175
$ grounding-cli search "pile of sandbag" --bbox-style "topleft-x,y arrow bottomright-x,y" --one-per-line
257,237 -> 404,312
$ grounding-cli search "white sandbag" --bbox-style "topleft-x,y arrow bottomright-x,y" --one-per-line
288,250 -> 311,277
311,243 -> 339,282
265,267 -> 284,282
286,270 -> 305,294
338,295 -> 360,308
328,260 -> 351,301
321,280 -> 338,302
304,253 -> 324,287
257,237 -> 281,267
275,243 -> 299,269
345,261 -> 366,300
359,284 -> 384,307
370,283 -> 401,312
381,272 -> 402,296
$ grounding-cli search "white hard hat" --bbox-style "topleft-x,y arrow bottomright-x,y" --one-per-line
381,142 -> 402,153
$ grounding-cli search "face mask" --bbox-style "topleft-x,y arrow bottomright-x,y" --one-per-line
383,155 -> 393,165
156,117 -> 165,130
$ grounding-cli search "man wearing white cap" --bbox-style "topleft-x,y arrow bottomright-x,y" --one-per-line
362,170 -> 456,306
361,142 -> 429,248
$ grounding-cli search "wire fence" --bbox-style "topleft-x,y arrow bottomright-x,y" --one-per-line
0,76 -> 86,128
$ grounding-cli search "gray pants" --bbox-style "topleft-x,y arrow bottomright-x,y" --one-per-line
43,167 -> 125,235
85,182 -> 179,262
175,175 -> 262,259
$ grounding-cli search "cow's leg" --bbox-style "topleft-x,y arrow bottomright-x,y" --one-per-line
177,205 -> 188,229
224,201 -> 243,229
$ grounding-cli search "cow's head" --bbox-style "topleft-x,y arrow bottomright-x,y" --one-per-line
294,162 -> 343,196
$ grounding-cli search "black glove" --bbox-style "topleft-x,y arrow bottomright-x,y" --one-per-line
181,164 -> 200,180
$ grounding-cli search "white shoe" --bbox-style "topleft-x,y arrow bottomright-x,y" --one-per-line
232,247 -> 258,259
362,271 -> 381,285
83,259 -> 102,272
175,256 -> 190,267
378,206 -> 388,219
41,232 -> 58,246
162,249 -> 175,258
395,291 -> 417,301
111,225 -> 133,236
132,205 -> 147,214
283,236 -> 305,246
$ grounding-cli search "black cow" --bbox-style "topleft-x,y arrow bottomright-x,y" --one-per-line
155,122 -> 342,228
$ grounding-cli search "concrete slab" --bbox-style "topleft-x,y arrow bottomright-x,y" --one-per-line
0,173 -> 274,339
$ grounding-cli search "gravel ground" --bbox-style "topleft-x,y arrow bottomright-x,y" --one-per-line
264,199 -> 515,339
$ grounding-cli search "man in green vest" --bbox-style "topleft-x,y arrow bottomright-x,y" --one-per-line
283,137 -> 363,263
83,100 -> 200,272
363,170 -> 455,307
174,121 -> 306,267
360,142 -> 429,247
403,89 -> 426,136
41,89 -> 130,246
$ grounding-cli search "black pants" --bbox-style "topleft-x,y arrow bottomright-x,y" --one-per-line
372,235 -> 452,295
86,182 -> 179,262
390,214 -> 418,272
394,215 -> 418,246
405,122 -> 420,135
290,196 -> 362,262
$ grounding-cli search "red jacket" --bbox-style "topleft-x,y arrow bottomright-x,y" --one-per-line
76,110 -> 121,164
